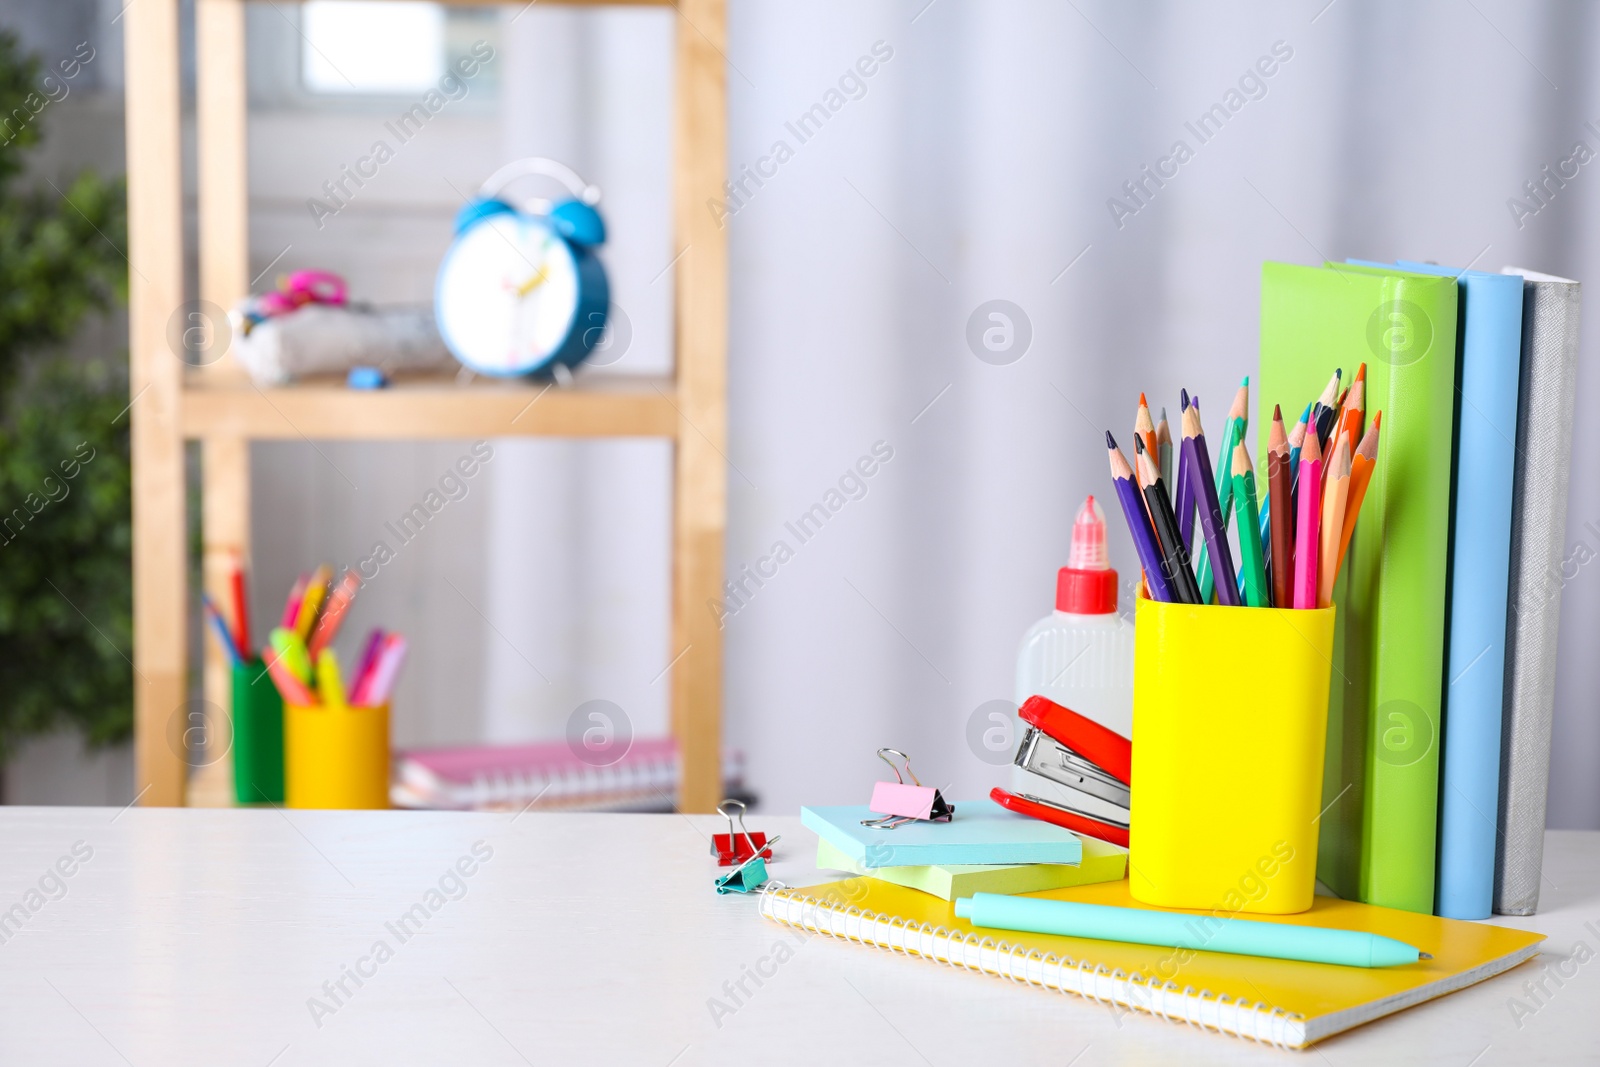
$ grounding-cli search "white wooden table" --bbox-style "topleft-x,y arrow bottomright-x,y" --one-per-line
0,807 -> 1593,1065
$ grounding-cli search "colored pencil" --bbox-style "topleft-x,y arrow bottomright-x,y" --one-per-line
1287,401 -> 1311,514
1231,440 -> 1269,608
1107,433 -> 1174,604
1155,407 -> 1173,499
1310,368 -> 1341,447
294,564 -> 332,640
261,646 -> 315,704
1293,428 -> 1324,609
352,628 -> 385,695
1136,393 -> 1159,470
1337,363 -> 1366,456
230,563 -> 251,655
1174,391 -> 1197,552
281,573 -> 309,629
1336,412 -> 1382,581
1318,436 -> 1352,608
1181,404 -> 1240,606
1267,409 -> 1295,611
202,594 -> 244,666
317,648 -> 347,707
269,626 -> 314,686
361,635 -> 409,706
1196,377 -> 1248,602
308,568 -> 361,657
1138,443 -> 1201,604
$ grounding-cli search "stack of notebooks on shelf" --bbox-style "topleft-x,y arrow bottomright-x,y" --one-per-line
1258,261 -> 1580,921
391,737 -> 746,812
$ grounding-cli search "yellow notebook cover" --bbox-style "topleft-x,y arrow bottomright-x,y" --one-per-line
815,835 -> 1127,900
759,876 -> 1542,1048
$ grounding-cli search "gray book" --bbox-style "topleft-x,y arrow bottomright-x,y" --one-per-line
1495,268 -> 1581,915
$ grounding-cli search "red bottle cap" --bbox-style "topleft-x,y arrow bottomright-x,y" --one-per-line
1056,496 -> 1118,614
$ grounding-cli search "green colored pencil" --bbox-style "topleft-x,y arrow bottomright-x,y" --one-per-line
1231,438 -> 1269,608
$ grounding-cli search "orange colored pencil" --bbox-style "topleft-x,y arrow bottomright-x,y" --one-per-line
1135,393 -> 1159,468
1336,412 -> 1382,580
1318,436 -> 1352,608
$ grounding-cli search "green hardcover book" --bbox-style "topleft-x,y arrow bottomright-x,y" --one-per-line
1256,261 -> 1458,914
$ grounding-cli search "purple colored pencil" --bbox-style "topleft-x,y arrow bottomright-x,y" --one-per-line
352,628 -> 385,697
1180,407 -> 1242,607
1106,432 -> 1174,603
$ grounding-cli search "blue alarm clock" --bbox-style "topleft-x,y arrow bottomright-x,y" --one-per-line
435,158 -> 609,377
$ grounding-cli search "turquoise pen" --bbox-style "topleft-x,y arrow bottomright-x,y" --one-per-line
954,893 -> 1431,968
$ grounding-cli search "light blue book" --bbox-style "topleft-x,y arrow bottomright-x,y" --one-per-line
800,798 -> 1084,868
1352,259 -> 1524,920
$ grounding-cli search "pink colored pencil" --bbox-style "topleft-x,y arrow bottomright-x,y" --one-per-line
1293,429 -> 1324,609
350,628 -> 385,698
261,646 -> 316,704
281,573 -> 309,629
357,635 -> 408,706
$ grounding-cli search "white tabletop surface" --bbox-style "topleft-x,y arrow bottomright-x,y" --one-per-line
0,806 -> 1594,1065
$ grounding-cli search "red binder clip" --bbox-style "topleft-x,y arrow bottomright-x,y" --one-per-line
991,695 -> 1132,847
861,748 -> 954,829
711,799 -> 772,866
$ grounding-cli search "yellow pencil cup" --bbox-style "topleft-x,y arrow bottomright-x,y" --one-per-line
1129,595 -> 1334,914
285,701 -> 391,809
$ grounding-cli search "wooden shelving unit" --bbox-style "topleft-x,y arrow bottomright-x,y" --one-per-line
125,0 -> 727,810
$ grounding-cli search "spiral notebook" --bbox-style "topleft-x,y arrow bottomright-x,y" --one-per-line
760,876 -> 1542,1049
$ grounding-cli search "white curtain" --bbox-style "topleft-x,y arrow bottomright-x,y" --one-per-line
234,0 -> 1600,826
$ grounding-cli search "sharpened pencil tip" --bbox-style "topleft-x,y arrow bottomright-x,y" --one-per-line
1273,403 -> 1282,420
1241,375 -> 1249,386
1106,430 -> 1116,448
1419,952 -> 1433,960
1134,435 -> 1146,454
1139,392 -> 1148,407
1180,388 -> 1189,409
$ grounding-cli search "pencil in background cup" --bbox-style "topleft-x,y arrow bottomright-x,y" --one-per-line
1130,593 -> 1335,913
1196,378 -> 1248,602
1175,391 -> 1197,551
1155,407 -> 1173,500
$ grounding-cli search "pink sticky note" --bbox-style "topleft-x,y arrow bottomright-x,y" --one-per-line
869,780 -> 941,821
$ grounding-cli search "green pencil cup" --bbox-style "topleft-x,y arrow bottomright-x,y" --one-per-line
232,660 -> 285,804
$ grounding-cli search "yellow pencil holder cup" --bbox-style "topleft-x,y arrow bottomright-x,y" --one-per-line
1129,594 -> 1334,915
285,701 -> 391,810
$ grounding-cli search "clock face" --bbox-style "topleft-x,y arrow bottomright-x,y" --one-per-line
436,214 -> 581,376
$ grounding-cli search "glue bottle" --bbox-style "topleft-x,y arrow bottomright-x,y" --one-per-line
1013,496 -> 1135,745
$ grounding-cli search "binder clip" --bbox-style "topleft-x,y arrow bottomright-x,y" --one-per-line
860,748 -> 955,830
991,695 -> 1132,847
711,799 -> 772,866
715,824 -> 781,895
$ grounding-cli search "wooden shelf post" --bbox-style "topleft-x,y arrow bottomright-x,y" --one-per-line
125,0 -> 189,805
670,0 -> 728,814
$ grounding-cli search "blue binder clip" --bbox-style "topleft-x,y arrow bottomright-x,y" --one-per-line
715,821 -> 781,895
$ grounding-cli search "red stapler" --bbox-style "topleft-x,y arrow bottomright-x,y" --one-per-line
991,695 -> 1131,848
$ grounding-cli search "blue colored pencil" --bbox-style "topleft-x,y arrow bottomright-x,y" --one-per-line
202,594 -> 244,666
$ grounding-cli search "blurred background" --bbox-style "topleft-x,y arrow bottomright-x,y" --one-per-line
1,0 -> 1597,828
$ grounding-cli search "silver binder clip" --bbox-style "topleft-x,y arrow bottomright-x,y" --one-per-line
860,748 -> 955,830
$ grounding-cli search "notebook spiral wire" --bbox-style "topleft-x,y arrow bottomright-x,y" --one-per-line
758,881 -> 1301,1049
